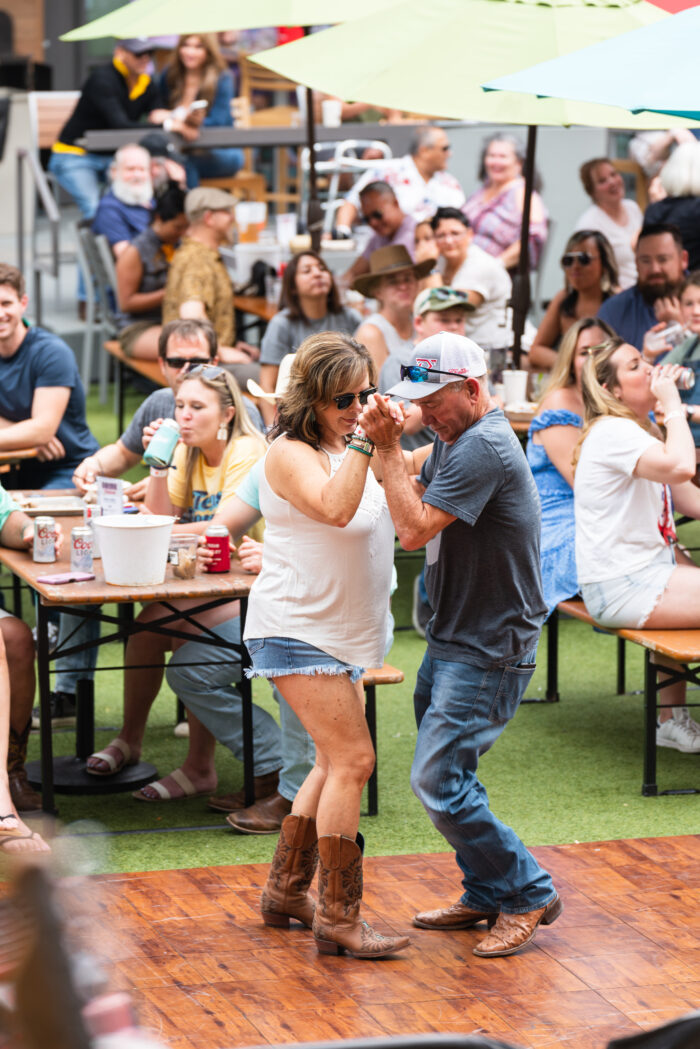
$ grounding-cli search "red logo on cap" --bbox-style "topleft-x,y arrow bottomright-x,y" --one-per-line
415,358 -> 437,368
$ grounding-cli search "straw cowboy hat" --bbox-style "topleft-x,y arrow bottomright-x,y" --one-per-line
351,244 -> 435,297
247,352 -> 295,403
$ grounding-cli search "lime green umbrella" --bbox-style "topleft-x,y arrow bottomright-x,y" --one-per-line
59,0 -> 398,41
249,0 -> 693,131
251,0 -> 699,362
247,0 -> 696,131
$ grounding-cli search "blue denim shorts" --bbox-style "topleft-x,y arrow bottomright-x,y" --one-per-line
580,544 -> 675,629
245,636 -> 365,684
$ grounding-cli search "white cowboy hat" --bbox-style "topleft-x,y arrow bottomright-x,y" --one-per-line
247,352 -> 295,402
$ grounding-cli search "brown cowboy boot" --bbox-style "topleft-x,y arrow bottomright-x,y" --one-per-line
8,721 -> 41,813
260,813 -> 318,929
313,833 -> 410,958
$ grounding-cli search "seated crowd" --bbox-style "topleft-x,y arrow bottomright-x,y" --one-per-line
5,51 -> 700,890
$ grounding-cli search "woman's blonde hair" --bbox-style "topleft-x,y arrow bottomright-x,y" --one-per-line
573,336 -> 652,470
177,367 -> 265,504
538,316 -> 616,405
166,34 -> 226,108
273,332 -> 376,448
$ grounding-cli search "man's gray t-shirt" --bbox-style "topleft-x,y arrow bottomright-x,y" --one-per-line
260,307 -> 362,366
121,389 -> 176,456
120,388 -> 264,455
419,408 -> 546,668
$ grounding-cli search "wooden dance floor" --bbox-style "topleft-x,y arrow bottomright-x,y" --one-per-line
92,835 -> 700,1049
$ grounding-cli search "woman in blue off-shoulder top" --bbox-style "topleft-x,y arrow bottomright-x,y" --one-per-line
527,317 -> 616,616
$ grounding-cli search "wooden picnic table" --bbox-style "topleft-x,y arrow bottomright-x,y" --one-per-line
0,511 -> 254,814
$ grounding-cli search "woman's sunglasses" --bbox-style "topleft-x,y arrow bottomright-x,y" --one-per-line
561,251 -> 597,268
333,386 -> 377,410
185,364 -> 226,380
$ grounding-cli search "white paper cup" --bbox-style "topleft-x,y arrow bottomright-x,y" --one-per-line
275,212 -> 297,248
502,369 -> 528,407
321,99 -> 342,127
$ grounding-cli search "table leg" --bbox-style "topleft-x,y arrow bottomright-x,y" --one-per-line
75,678 -> 95,759
12,572 -> 22,618
642,651 -> 657,797
239,597 -> 254,808
36,601 -> 56,815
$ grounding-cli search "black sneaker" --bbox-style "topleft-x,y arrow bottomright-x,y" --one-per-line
31,691 -> 77,730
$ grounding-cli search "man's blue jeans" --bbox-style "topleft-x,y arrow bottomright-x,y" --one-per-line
166,617 -> 293,781
411,647 -> 556,915
47,152 -> 111,220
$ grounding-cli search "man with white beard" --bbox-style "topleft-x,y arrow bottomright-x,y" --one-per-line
92,143 -> 155,257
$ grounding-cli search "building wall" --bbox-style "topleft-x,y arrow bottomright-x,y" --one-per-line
1,1 -> 44,61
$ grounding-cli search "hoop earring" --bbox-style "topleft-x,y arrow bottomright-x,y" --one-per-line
217,424 -> 228,441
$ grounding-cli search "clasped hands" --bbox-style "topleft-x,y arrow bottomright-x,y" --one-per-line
359,394 -> 405,450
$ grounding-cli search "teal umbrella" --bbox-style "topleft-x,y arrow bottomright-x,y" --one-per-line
483,5 -> 700,120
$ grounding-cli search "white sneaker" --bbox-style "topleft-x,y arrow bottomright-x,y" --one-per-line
656,707 -> 700,753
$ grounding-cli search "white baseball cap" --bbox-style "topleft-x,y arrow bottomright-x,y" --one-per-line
387,332 -> 487,401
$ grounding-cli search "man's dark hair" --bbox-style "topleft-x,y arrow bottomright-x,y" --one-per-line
637,223 -> 684,250
157,319 -> 217,359
359,181 -> 398,202
431,207 -> 470,231
0,263 -> 25,297
152,182 -> 186,223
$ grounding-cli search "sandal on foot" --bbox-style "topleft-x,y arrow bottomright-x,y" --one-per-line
132,767 -> 213,802
86,738 -> 136,777
0,821 -> 50,854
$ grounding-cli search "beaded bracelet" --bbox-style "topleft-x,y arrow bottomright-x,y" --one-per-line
347,441 -> 373,457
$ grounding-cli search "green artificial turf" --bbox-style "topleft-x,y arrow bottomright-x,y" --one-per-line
18,385 -> 700,874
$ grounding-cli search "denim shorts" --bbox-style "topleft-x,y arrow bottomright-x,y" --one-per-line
245,636 -> 365,684
580,544 -> 676,629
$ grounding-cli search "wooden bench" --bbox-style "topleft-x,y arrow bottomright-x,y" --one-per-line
104,341 -> 166,436
362,663 -> 404,816
544,598 -> 700,797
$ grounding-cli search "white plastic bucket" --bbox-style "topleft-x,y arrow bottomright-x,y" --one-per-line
93,515 -> 175,587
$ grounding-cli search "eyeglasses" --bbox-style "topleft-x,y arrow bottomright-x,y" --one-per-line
165,356 -> 212,369
400,365 -> 462,384
363,209 -> 384,222
332,386 -> 377,410
185,364 -> 226,380
561,251 -> 598,268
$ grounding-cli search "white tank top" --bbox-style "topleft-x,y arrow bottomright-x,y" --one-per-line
243,439 -> 395,668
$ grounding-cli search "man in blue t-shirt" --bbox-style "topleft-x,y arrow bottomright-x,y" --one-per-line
598,223 -> 687,352
361,332 -> 561,959
92,144 -> 154,258
0,264 -> 99,490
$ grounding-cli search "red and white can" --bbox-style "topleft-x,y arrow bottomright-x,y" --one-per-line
83,504 -> 102,558
204,525 -> 230,573
33,516 -> 56,563
71,525 -> 94,573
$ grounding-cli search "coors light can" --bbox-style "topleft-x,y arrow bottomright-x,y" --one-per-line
71,526 -> 94,573
33,517 -> 56,563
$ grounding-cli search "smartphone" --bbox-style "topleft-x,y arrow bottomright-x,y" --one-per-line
37,572 -> 95,584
